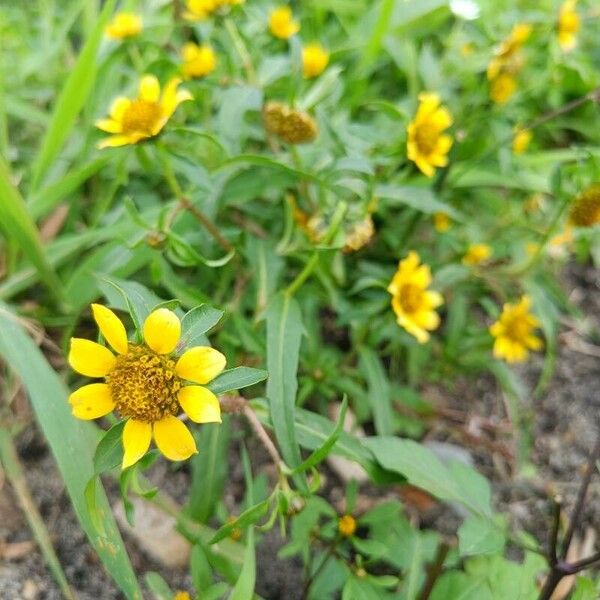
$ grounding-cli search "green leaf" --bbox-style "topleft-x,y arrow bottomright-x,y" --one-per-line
209,499 -> 270,545
180,304 -> 224,348
0,302 -> 142,599
207,367 -> 268,395
358,347 -> 394,436
93,421 -> 126,474
0,157 -> 65,304
190,544 -> 213,593
30,0 -> 118,190
458,517 -> 505,557
363,437 -> 492,518
376,184 -> 461,218
144,572 -> 172,600
265,292 -> 304,473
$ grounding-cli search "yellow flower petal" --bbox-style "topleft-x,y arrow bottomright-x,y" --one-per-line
178,386 -> 221,423
153,415 -> 198,461
122,419 -> 152,469
95,118 -> 123,133
143,308 -> 181,354
139,75 -> 160,102
69,383 -> 115,420
91,304 -> 129,354
97,134 -> 137,149
110,97 -> 131,120
175,346 -> 226,384
68,338 -> 116,377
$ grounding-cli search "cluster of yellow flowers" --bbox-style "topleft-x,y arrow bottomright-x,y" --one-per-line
487,23 -> 532,104
558,0 -> 580,52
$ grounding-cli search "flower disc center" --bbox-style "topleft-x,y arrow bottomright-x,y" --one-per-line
399,283 -> 424,313
122,100 -> 162,134
106,345 -> 181,423
414,123 -> 439,155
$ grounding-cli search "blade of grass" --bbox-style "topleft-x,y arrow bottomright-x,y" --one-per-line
0,156 -> 66,306
0,426 -> 75,600
0,303 -> 142,599
30,0 -> 117,191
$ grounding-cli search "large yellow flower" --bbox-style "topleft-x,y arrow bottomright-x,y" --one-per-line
302,43 -> 329,78
181,43 -> 217,79
489,296 -> 542,363
105,12 -> 142,40
95,75 -> 192,149
388,252 -> 443,344
558,0 -> 580,52
407,93 -> 453,178
269,6 -> 300,39
68,305 -> 225,469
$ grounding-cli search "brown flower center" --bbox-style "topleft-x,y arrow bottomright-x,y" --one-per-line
399,283 -> 424,313
121,100 -> 162,135
106,345 -> 181,423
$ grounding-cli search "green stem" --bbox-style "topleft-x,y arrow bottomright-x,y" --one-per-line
224,17 -> 257,85
0,426 -> 75,600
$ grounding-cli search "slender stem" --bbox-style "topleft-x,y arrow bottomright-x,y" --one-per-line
567,550 -> 600,573
301,537 -> 339,599
418,542 -> 450,600
243,404 -> 284,470
549,496 -> 562,565
538,570 -> 564,600
223,17 -> 257,85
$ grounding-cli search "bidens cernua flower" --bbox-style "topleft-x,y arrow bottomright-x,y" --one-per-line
184,0 -> 244,20
512,127 -> 532,154
462,243 -> 492,266
95,75 -> 191,148
338,515 -> 357,537
269,6 -> 300,39
407,93 -> 453,178
302,44 -> 329,78
181,43 -> 217,79
569,184 -> 600,228
558,0 -> 580,52
263,101 -> 317,144
388,252 -> 443,344
489,296 -> 542,363
105,12 -> 142,40
68,305 -> 225,468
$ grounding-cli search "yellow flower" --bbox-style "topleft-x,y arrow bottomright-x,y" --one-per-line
569,184 -> 600,227
184,0 -> 243,20
95,75 -> 192,148
407,92 -> 453,178
489,296 -> 542,363
549,225 -> 573,247
460,42 -> 474,56
462,243 -> 492,266
302,43 -> 329,78
433,212 -> 450,232
558,0 -> 580,52
68,305 -> 225,469
344,216 -> 375,253
105,12 -> 142,40
387,252 -> 443,344
338,515 -> 357,537
489,72 -> 517,104
487,23 -> 532,81
269,6 -> 300,40
173,593 -> 191,600
181,43 -> 217,79
263,101 -> 317,144
512,128 -> 532,154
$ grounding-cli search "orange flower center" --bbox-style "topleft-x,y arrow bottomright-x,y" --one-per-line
121,100 -> 162,135
398,283 -> 424,313
105,345 -> 181,423
414,123 -> 439,155
504,316 -> 531,342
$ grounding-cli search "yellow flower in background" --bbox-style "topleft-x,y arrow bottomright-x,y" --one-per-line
95,75 -> 192,148
407,93 -> 453,178
68,305 -> 225,468
512,128 -> 532,154
433,212 -> 451,232
549,225 -> 573,248
105,12 -> 142,40
302,43 -> 329,78
569,184 -> 600,227
462,243 -> 492,266
490,296 -> 542,363
460,42 -> 474,57
263,101 -> 317,144
344,216 -> 375,253
388,252 -> 443,344
269,6 -> 300,39
487,23 -> 532,81
558,0 -> 580,52
181,43 -> 217,79
173,593 -> 192,600
184,0 -> 243,20
338,515 -> 357,537
489,72 -> 517,104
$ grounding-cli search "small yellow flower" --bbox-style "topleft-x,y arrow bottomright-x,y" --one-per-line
95,75 -> 192,148
68,305 -> 225,469
512,128 -> 532,154
549,225 -> 573,248
462,243 -> 492,266
489,72 -> 517,104
184,0 -> 243,20
263,101 -> 317,144
407,92 -> 453,178
338,515 -> 357,537
489,296 -> 542,363
173,593 -> 192,600
460,42 -> 474,56
487,23 -> 532,81
302,43 -> 329,78
388,251 -> 443,344
433,212 -> 451,232
558,0 -> 580,52
269,6 -> 300,40
181,43 -> 217,79
105,12 -> 142,40
569,184 -> 600,227
344,216 -> 375,253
